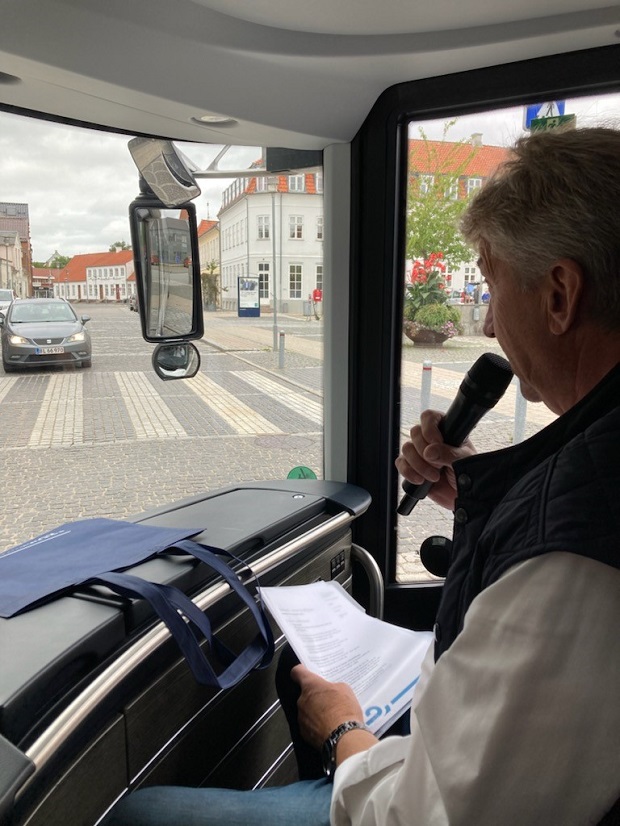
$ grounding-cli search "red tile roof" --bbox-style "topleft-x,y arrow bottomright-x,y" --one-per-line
197,219 -> 218,236
56,250 -> 134,283
408,139 -> 509,177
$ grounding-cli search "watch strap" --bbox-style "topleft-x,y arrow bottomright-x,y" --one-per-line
321,720 -> 369,779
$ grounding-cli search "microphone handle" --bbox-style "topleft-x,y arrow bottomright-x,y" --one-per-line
397,352 -> 513,517
396,394 -> 486,516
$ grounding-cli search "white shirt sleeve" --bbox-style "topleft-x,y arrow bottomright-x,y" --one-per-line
331,552 -> 620,826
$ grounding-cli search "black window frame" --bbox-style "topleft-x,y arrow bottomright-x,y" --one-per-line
347,44 -> 620,626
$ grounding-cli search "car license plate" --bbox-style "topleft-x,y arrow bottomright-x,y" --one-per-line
35,346 -> 65,355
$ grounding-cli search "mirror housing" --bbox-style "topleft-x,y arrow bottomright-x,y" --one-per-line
152,342 -> 201,381
128,195 -> 203,343
128,138 -> 201,206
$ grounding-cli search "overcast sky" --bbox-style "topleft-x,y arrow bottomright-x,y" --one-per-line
1,92 -> 618,263
0,112 -> 260,263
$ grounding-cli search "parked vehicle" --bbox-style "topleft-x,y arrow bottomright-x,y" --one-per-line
0,298 -> 91,371
0,289 -> 16,315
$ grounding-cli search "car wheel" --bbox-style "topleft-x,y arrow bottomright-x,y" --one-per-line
81,358 -> 92,368
2,360 -> 16,373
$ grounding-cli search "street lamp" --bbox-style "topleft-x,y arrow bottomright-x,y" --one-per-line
267,178 -> 278,352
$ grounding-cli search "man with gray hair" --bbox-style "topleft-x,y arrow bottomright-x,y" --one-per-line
106,127 -> 620,826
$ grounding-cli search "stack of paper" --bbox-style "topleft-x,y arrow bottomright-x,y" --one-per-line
261,581 -> 433,735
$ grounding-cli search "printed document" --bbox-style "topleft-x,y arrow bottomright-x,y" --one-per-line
261,581 -> 433,735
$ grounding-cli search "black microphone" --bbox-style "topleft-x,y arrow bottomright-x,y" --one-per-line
397,352 -> 513,516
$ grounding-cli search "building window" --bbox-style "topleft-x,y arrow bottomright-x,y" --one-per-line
256,177 -> 268,192
289,215 -> 303,240
258,262 -> 270,298
289,264 -> 302,298
316,216 -> 323,240
288,174 -> 305,192
258,215 -> 270,239
315,171 -> 323,193
419,174 -> 434,194
467,177 -> 482,195
316,265 -> 323,291
445,180 -> 459,200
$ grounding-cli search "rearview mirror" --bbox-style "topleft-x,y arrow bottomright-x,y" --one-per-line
128,196 -> 203,342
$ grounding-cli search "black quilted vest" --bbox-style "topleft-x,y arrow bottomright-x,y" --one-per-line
434,363 -> 620,662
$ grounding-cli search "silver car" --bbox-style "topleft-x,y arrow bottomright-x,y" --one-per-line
1,298 -> 92,372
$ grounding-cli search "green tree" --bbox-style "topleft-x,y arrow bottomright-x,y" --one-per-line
201,260 -> 220,309
406,121 -> 477,270
42,251 -> 71,270
109,240 -> 131,252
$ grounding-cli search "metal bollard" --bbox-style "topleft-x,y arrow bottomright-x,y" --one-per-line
278,330 -> 285,369
420,360 -> 432,413
514,384 -> 527,443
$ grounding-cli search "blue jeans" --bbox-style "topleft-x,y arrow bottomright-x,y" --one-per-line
103,779 -> 332,826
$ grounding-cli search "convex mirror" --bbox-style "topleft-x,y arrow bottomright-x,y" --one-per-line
129,197 -> 203,343
152,343 -> 201,381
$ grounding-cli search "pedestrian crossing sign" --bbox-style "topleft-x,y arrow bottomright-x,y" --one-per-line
524,101 -> 565,130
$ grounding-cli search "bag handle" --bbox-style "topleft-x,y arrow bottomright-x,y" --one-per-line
92,540 -> 274,689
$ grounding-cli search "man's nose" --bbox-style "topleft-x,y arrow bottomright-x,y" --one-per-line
483,301 -> 495,338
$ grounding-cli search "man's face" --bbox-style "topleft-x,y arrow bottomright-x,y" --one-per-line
478,248 -> 551,408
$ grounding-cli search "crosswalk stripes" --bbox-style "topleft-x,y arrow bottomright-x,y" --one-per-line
5,369 -> 319,447
114,372 -> 188,440
185,372 -> 282,435
0,377 -> 17,405
231,371 -> 322,424
28,374 -> 84,448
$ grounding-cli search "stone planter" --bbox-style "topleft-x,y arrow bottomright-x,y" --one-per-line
403,322 -> 449,347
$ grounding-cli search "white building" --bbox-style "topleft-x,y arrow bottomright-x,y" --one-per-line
0,230 -> 27,296
219,171 -> 323,313
53,250 -> 134,302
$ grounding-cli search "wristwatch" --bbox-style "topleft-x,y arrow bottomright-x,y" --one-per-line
321,720 -> 369,779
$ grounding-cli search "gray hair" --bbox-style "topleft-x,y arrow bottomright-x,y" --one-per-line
460,127 -> 620,329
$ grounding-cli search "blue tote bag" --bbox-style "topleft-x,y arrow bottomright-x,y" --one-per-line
0,518 -> 274,689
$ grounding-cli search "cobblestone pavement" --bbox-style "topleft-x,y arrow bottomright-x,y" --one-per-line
0,304 -> 555,583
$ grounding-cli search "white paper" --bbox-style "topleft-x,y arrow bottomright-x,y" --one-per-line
261,580 -> 433,735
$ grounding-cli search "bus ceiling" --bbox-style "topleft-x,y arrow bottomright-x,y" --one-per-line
0,1 -> 618,147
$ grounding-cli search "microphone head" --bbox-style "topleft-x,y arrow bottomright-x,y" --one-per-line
462,352 -> 513,408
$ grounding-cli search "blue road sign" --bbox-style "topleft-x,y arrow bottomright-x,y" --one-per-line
524,102 -> 565,130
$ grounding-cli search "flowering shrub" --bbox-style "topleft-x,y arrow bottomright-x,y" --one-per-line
405,303 -> 462,338
404,252 -> 448,321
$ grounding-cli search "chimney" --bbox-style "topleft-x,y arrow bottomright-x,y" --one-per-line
471,133 -> 483,147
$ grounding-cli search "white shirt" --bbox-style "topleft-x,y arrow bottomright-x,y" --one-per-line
331,553 -> 620,825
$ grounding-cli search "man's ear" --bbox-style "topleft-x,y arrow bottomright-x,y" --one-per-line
546,259 -> 584,335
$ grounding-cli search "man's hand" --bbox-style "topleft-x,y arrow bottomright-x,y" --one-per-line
291,665 -> 378,766
395,409 -> 476,511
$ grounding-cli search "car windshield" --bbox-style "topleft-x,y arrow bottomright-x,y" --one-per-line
9,302 -> 76,323
0,290 -> 13,301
